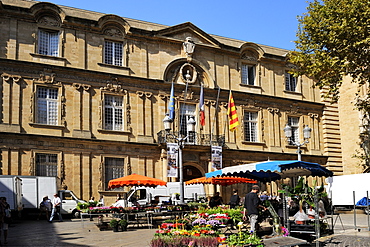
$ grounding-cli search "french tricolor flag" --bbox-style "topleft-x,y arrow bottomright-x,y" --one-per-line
199,85 -> 205,126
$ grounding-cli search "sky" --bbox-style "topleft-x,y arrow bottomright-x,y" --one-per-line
51,0 -> 310,50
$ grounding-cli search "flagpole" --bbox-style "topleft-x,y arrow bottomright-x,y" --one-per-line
224,90 -> 231,135
211,86 -> 221,145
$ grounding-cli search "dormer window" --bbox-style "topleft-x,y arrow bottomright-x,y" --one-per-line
38,29 -> 59,56
285,72 -> 297,92
104,40 -> 123,66
241,64 -> 256,86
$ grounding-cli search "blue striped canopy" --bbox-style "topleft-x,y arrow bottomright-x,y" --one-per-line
205,160 -> 333,182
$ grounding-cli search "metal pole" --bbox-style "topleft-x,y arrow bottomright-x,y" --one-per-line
353,191 -> 357,230
314,188 -> 320,247
367,191 -> 369,231
178,139 -> 185,205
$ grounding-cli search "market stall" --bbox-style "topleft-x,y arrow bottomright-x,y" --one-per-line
185,176 -> 257,186
205,160 -> 333,182
205,160 -> 334,241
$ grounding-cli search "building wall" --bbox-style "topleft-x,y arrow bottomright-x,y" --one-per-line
0,0 -> 342,201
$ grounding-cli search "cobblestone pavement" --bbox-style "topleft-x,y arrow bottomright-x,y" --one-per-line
4,217 -> 156,247
314,213 -> 370,247
2,212 -> 370,247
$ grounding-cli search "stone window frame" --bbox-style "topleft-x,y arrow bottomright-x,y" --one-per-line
241,107 -> 265,146
284,64 -> 302,95
98,87 -> 131,134
97,26 -> 129,70
286,115 -> 301,146
241,63 -> 257,86
179,102 -> 197,144
284,72 -> 298,92
100,155 -> 128,191
239,51 -> 260,88
30,14 -> 67,63
243,110 -> 259,143
29,81 -> 66,129
37,28 -> 60,57
30,150 -> 62,179
103,39 -> 124,66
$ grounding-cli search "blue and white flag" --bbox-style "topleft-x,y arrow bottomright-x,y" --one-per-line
168,82 -> 175,120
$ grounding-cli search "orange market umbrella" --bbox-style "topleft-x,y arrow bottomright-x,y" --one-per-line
108,173 -> 167,189
185,176 -> 257,186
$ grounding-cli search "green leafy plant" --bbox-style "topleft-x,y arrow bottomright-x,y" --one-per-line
226,232 -> 263,247
119,219 -> 128,227
109,219 -> 119,228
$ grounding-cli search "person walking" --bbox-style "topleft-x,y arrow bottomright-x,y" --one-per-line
229,189 -> 240,209
242,185 -> 267,233
49,194 -> 63,222
0,197 -> 11,245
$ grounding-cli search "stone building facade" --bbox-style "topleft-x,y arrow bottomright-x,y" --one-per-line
0,0 -> 342,203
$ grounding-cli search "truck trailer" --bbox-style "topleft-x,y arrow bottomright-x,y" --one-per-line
326,173 -> 370,213
0,175 -> 85,217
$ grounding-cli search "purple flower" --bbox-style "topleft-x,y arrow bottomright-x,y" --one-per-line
206,220 -> 221,226
192,218 -> 207,225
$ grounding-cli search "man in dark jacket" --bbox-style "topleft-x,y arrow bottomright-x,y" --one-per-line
242,185 -> 266,233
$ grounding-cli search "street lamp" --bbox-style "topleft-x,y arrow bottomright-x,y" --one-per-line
284,124 -> 312,161
163,114 -> 196,204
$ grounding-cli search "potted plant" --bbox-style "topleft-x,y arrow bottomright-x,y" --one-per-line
109,219 -> 119,232
119,219 -> 128,231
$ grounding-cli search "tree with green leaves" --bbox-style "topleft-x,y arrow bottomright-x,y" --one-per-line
289,0 -> 370,169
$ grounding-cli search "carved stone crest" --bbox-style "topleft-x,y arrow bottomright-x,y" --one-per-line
104,28 -> 124,38
35,69 -> 58,84
39,16 -> 60,27
183,37 -> 195,61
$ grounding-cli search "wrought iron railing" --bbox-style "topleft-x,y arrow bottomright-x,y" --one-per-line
157,130 -> 225,147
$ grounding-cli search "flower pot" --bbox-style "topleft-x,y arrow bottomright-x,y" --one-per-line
121,226 -> 127,231
112,226 -> 119,232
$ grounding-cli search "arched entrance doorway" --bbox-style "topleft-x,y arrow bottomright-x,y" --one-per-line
183,165 -> 202,182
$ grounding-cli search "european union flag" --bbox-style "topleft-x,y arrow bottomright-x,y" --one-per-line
168,82 -> 175,120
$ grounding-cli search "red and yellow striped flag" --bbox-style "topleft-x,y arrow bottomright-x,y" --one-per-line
227,91 -> 239,131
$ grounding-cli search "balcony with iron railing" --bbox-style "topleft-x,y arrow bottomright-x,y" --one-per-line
157,130 -> 225,147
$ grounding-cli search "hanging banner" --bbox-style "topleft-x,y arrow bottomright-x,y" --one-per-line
211,146 -> 222,171
167,143 -> 178,177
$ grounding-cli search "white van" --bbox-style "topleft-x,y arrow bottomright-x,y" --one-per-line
115,182 -> 205,207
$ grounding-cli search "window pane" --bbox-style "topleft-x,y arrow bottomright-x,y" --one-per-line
114,43 -> 123,66
288,117 -> 299,144
180,104 -> 196,143
49,32 -> 59,56
36,153 -> 58,177
104,95 -> 124,131
105,157 -> 124,190
241,64 -> 248,84
285,73 -> 297,91
38,31 -> 49,55
244,111 -> 258,142
105,41 -> 123,66
38,30 -> 59,56
104,41 -> 113,65
36,87 -> 58,125
248,66 -> 255,85
241,64 -> 255,85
